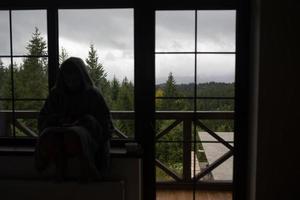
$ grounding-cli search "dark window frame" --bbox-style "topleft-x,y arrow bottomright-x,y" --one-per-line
0,1 -> 251,200
0,7 -> 136,142
154,10 -> 236,189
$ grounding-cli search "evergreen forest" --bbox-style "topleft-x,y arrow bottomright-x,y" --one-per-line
0,28 -> 234,181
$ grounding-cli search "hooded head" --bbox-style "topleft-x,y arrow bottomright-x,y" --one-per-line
55,57 -> 94,93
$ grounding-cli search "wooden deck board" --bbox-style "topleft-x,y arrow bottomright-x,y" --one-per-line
156,190 -> 232,200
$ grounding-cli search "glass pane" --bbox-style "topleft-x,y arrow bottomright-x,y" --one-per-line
0,11 -> 10,55
197,119 -> 234,133
59,9 -> 134,112
156,11 -> 195,52
0,58 -> 12,98
156,120 -> 183,141
156,142 -> 183,181
0,101 -> 13,137
156,99 -> 194,111
197,99 -> 234,111
15,100 -> 45,111
197,54 -> 235,84
198,82 -> 235,98
0,100 -> 12,110
14,101 -> 41,137
156,166 -> 175,182
112,119 -> 134,139
12,10 -> 48,56
13,57 -> 48,99
107,76 -> 134,111
156,54 -> 194,96
197,10 -> 236,52
198,131 -> 234,181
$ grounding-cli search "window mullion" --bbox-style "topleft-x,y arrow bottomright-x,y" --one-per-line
47,8 -> 59,91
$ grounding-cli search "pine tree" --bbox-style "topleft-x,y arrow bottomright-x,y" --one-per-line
161,72 -> 183,110
117,77 -> 133,110
85,44 -> 107,88
16,27 -> 48,109
164,72 -> 178,97
59,47 -> 69,64
26,27 -> 47,58
111,75 -> 120,102
115,77 -> 134,137
85,44 -> 111,106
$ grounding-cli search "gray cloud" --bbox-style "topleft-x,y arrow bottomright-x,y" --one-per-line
59,9 -> 133,52
1,9 -> 235,83
156,54 -> 235,84
0,11 -> 11,55
156,10 -> 236,52
11,10 -> 48,55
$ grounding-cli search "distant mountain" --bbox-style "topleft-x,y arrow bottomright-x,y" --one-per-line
156,82 -> 235,97
156,75 -> 235,85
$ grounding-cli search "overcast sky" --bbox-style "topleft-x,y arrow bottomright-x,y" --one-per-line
0,9 -> 236,84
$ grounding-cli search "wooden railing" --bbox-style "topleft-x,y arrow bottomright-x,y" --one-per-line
0,110 -> 234,184
155,111 -> 234,183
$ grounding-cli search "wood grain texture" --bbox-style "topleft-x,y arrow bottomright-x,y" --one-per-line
156,189 -> 232,200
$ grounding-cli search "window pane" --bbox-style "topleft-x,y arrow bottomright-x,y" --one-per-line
0,11 -> 10,55
198,119 -> 234,133
0,58 -> 12,98
197,99 -> 234,111
156,54 -> 194,97
197,10 -> 236,52
156,11 -> 195,52
197,54 -> 235,97
14,101 -> 42,137
13,57 -> 48,99
59,9 -> 134,111
12,10 -> 48,56
156,99 -> 194,111
112,119 -> 134,139
156,120 -> 184,141
198,131 -> 234,181
156,142 -> 183,181
0,100 -> 12,110
15,100 -> 45,111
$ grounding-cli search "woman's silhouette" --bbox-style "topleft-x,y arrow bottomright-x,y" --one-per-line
35,57 -> 113,182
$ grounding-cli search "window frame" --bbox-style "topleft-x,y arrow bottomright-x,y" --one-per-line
0,1 -> 251,200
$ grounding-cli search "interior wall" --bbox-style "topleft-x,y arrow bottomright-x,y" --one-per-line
253,0 -> 299,199
0,156 -> 141,200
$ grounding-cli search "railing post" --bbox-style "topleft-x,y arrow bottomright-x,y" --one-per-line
183,119 -> 192,181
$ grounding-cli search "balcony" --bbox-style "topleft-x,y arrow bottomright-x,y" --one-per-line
0,110 -> 233,200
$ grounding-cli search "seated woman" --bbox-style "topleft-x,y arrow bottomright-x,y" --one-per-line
35,57 -> 114,182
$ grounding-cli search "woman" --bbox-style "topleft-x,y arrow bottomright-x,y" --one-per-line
35,57 -> 114,182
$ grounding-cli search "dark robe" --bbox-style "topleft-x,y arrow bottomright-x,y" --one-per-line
35,57 -> 114,179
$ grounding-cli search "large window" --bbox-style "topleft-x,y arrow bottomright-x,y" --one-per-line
0,10 -> 48,137
58,9 -> 134,138
0,9 -> 135,139
155,10 -> 235,187
0,3 -> 242,200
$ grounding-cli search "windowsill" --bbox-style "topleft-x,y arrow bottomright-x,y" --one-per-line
0,146 -> 142,158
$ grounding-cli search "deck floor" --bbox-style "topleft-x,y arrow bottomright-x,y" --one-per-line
156,190 -> 232,200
